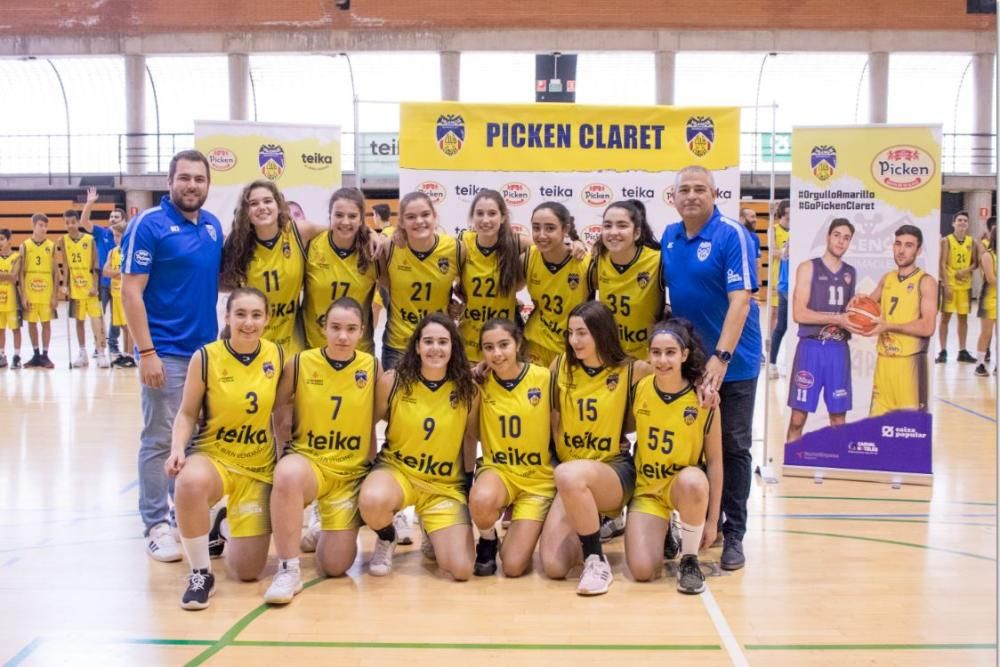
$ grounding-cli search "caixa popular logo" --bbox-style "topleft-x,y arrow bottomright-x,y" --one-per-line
811,145 -> 837,181
416,181 -> 447,204
872,145 -> 936,191
258,144 -> 285,181
686,116 -> 714,157
581,183 -> 613,207
207,148 -> 236,172
501,182 -> 531,207
436,114 -> 465,157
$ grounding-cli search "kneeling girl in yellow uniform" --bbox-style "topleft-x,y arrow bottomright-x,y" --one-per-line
166,287 -> 283,610
467,318 -> 554,577
540,301 -> 635,596
263,297 -> 381,604
359,313 -> 478,580
625,319 -> 722,595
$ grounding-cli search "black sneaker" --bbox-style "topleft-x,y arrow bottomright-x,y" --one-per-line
935,350 -> 947,364
676,554 -> 706,594
663,524 -> 679,561
121,356 -> 137,368
957,349 -> 977,363
720,534 -> 745,571
180,568 -> 215,610
975,363 -> 989,377
10,354 -> 21,370
23,353 -> 40,369
39,353 -> 54,369
208,507 -> 227,559
599,513 -> 626,542
473,537 -> 498,576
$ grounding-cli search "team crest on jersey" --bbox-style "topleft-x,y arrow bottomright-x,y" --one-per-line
259,144 -> 285,181
449,390 -> 459,408
355,369 -> 369,388
219,368 -> 234,383
636,271 -> 651,288
527,387 -> 542,406
436,114 -> 465,157
206,225 -> 217,242
844,273 -> 852,284
262,361 -> 275,379
685,116 -> 715,157
683,406 -> 698,425
697,241 -> 712,262
906,283 -> 915,293
811,145 -> 837,181
606,373 -> 619,391
567,273 -> 580,289
437,257 -> 450,274
282,240 -> 291,258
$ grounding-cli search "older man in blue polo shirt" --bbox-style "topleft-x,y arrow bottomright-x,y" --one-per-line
661,165 -> 762,571
121,150 -> 223,563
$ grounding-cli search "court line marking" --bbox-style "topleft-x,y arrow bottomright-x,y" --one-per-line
230,640 -> 722,651
937,397 -> 997,423
764,528 -> 996,561
3,637 -> 42,667
700,586 -> 749,666
777,495 -> 996,505
744,642 -> 996,651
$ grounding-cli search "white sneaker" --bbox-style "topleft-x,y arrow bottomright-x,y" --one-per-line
393,509 -> 413,545
576,554 -> 613,596
420,524 -> 436,561
97,350 -> 111,368
767,364 -> 779,380
369,536 -> 397,576
146,523 -> 182,562
263,564 -> 303,605
72,349 -> 89,368
300,504 -> 320,553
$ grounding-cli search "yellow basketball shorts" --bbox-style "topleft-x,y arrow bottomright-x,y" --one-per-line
629,469 -> 695,521
0,310 -> 21,330
978,294 -> 996,321
523,339 -> 558,368
25,301 -> 53,323
377,463 -> 470,534
870,353 -> 928,417
70,296 -> 102,321
307,458 -> 364,532
941,287 -> 971,315
475,466 -> 555,523
111,294 -> 126,327
206,457 -> 272,538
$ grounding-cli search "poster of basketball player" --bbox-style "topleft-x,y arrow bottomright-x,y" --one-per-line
784,126 -> 941,484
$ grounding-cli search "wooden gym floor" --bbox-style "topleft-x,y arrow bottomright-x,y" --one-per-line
0,309 -> 996,666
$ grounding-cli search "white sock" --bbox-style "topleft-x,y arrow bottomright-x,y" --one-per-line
279,557 -> 300,572
181,534 -> 211,572
680,521 -> 704,557
978,351 -> 987,365
479,526 -> 497,541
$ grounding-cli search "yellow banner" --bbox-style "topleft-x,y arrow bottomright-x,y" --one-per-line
400,103 -> 739,172
195,126 -> 341,188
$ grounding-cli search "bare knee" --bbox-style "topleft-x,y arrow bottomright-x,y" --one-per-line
675,468 -> 708,503
440,554 -> 474,582
540,550 -> 570,580
318,549 -> 356,578
628,556 -> 660,582
554,463 -> 588,494
501,553 -> 532,578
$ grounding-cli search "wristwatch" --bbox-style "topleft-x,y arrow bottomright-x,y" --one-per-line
714,349 -> 732,363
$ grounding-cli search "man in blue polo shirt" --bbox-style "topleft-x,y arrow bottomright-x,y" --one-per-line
121,149 -> 222,563
661,165 -> 762,571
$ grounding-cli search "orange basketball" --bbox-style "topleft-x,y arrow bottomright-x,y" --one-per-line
846,295 -> 880,335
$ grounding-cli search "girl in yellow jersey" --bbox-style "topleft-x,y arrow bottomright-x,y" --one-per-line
263,297 -> 381,604
166,288 -> 283,610
359,313 -> 478,581
101,222 -> 135,368
539,301 -> 635,596
221,180 -> 328,354
378,193 -> 463,370
588,199 -> 665,360
523,202 -> 592,367
625,319 -> 722,595
975,225 -> 997,377
467,319 -> 555,577
302,188 -> 381,354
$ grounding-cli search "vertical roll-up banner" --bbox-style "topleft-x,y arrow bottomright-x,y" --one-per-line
784,125 -> 941,485
398,103 -> 740,241
194,120 -> 342,236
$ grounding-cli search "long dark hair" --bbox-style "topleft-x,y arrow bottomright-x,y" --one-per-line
649,318 -> 706,386
328,187 -> 375,274
592,199 -> 658,259
563,301 -> 628,380
221,180 -> 294,290
532,201 -> 579,242
469,189 -> 522,295
219,286 -> 269,339
396,191 -> 437,246
395,312 -> 476,409
479,317 -> 527,363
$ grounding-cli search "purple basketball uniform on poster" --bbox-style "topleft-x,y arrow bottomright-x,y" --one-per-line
789,257 -> 857,414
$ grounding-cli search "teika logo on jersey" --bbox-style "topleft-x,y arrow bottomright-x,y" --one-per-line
501,182 -> 531,206
394,449 -> 454,477
491,445 -> 543,466
216,424 -> 269,445
306,428 -> 361,450
582,183 -> 613,207
417,181 -> 447,204
872,145 -> 935,191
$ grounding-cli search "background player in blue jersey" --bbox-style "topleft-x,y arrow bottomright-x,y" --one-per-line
786,218 -> 866,442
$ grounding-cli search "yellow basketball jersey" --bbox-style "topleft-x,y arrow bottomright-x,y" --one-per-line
108,246 -> 122,295
589,247 -> 663,358
479,363 -> 554,479
380,375 -> 469,487
983,251 -> 997,314
381,225 -> 396,238
383,234 -> 460,352
64,234 -> 95,299
289,348 -> 377,480
631,377 -> 713,494
0,251 -> 19,313
22,238 -> 54,304
458,231 -> 519,362
302,233 -> 378,353
945,233 -> 974,289
554,355 -> 633,463
191,339 -> 284,482
877,269 -> 928,357
246,224 -> 305,352
523,246 -> 591,357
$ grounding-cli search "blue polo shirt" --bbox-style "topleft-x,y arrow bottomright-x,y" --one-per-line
90,225 -> 115,288
121,195 -> 223,358
661,206 -> 762,383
